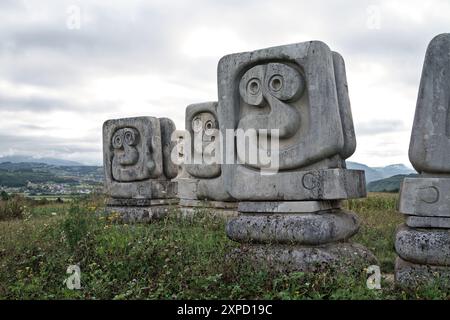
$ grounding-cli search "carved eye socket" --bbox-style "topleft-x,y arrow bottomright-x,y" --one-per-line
192,117 -> 202,132
269,75 -> 283,92
247,78 -> 261,95
124,129 -> 137,146
205,120 -> 214,130
112,132 -> 123,149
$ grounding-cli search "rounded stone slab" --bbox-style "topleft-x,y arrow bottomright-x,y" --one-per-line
395,224 -> 450,266
229,243 -> 377,273
226,210 -> 360,245
395,257 -> 450,289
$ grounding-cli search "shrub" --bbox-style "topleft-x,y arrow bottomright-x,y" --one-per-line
0,195 -> 26,221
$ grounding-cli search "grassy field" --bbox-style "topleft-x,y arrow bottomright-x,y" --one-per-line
0,193 -> 449,300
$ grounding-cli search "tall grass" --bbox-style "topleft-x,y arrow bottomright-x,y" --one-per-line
0,193 -> 448,299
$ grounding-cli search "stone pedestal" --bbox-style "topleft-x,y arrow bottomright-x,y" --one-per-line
226,200 -> 377,273
106,198 -> 178,223
395,177 -> 450,288
179,199 -> 238,219
217,41 -> 375,274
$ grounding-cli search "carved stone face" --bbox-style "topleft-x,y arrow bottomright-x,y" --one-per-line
219,41 -> 355,172
185,102 -> 221,179
217,41 -> 357,200
111,127 -> 155,182
238,62 -> 305,139
192,111 -> 218,160
103,117 -> 163,186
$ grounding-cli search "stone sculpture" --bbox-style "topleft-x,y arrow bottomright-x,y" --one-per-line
175,102 -> 237,217
396,34 -> 450,287
103,116 -> 178,222
218,41 -> 376,272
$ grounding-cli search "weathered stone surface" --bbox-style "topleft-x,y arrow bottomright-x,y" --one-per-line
180,199 -> 237,209
105,205 -> 175,223
395,224 -> 450,266
184,102 -> 221,179
408,33 -> 450,174
159,117 -> 178,179
229,243 -> 377,273
107,198 -> 177,207
399,177 -> 450,217
217,41 -> 362,200
106,180 -> 177,200
226,210 -> 360,245
103,116 -> 177,199
174,102 -> 235,202
406,215 -> 450,228
179,207 -> 238,219
395,257 -> 450,288
238,200 -> 341,213
225,168 -> 366,201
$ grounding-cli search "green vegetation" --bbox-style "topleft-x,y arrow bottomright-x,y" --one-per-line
367,174 -> 418,193
0,193 -> 449,300
0,162 -> 102,188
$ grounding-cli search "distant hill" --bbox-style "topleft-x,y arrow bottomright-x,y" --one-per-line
347,162 -> 416,183
0,162 -> 103,188
0,155 -> 83,166
367,174 -> 418,193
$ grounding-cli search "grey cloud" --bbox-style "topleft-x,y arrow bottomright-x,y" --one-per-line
355,120 -> 407,136
0,93 -> 121,113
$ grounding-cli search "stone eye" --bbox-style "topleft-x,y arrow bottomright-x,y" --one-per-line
205,120 -> 214,130
269,75 -> 283,92
112,132 -> 123,149
265,63 -> 305,101
192,117 -> 203,132
247,78 -> 261,95
124,129 -> 137,146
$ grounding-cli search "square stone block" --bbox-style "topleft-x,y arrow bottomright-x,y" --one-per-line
224,168 -> 366,201
399,176 -> 450,217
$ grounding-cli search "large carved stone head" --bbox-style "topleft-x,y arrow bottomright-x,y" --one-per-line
184,102 -> 221,179
103,116 -> 177,199
217,41 -> 357,200
409,33 -> 450,174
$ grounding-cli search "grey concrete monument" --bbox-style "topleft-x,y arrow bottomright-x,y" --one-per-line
103,116 -> 178,222
175,102 -> 237,217
218,41 -> 376,272
395,34 -> 450,287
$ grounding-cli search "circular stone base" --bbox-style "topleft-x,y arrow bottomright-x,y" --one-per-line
395,224 -> 450,266
228,243 -> 377,273
226,209 -> 360,245
395,257 -> 450,289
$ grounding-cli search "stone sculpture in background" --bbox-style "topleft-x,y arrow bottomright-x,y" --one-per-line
175,102 -> 237,217
103,116 -> 178,222
218,40 -> 377,272
396,33 -> 450,287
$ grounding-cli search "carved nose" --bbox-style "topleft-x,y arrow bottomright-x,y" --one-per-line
264,93 -> 300,138
238,92 -> 301,139
117,145 -> 139,165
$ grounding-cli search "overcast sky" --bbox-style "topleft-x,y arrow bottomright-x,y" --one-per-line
0,0 -> 448,166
